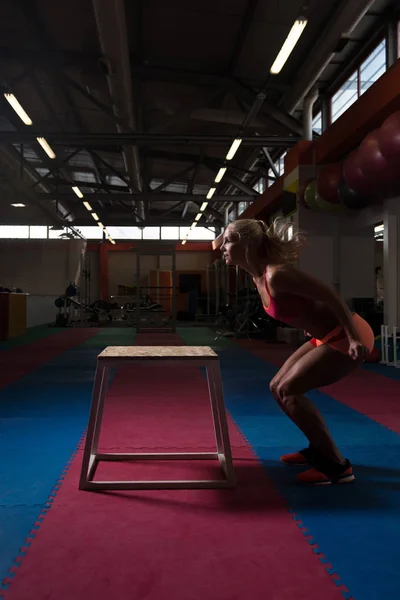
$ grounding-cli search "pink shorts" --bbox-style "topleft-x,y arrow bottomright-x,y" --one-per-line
309,313 -> 375,355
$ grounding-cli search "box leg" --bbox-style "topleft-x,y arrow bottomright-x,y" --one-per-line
79,364 -> 109,490
206,362 -> 235,487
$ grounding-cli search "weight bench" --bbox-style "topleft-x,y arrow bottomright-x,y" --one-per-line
78,346 -> 236,491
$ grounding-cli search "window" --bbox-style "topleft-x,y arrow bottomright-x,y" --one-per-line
330,39 -> 387,124
359,39 -> 386,96
76,226 -> 104,239
187,227 -> 215,240
161,226 -> 179,240
238,201 -> 248,215
0,225 -> 29,238
48,227 -> 69,239
29,226 -> 48,238
312,112 -> 322,135
107,227 -> 142,240
179,227 -> 191,239
253,178 -> 266,194
331,70 -> 358,123
142,227 -> 160,240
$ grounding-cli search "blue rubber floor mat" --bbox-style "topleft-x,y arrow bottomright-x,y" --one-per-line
218,345 -> 400,600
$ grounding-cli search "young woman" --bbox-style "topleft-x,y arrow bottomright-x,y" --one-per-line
220,218 -> 374,485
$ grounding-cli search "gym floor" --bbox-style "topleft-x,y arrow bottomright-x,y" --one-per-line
1,326 -> 399,600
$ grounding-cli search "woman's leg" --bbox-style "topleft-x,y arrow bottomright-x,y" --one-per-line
271,343 -> 359,463
269,341 -> 315,418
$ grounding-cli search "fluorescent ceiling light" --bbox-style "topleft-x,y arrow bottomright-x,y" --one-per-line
97,222 -> 104,228
181,239 -> 187,245
4,93 -> 32,125
191,222 -> 197,229
200,202 -> 208,211
36,137 -> 56,159
83,201 -> 92,211
215,167 -> 227,183
206,187 -> 216,200
226,138 -> 242,160
374,224 -> 384,232
270,19 -> 308,74
195,213 -> 202,221
72,186 -> 84,198
11,203 -> 25,207
92,212 -> 99,221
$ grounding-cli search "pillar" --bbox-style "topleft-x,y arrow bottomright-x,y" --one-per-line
383,197 -> 400,328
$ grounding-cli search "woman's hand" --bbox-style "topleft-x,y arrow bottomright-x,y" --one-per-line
348,338 -> 369,362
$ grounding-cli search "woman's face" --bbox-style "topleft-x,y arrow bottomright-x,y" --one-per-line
220,226 -> 246,265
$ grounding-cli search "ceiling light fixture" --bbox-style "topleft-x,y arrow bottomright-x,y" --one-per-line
4,93 -> 32,125
195,213 -> 202,221
72,186 -> 84,198
200,202 -> 208,211
270,18 -> 308,74
36,137 -> 56,159
92,213 -> 99,221
226,138 -> 242,160
83,201 -> 92,211
206,187 -> 216,200
182,239 -> 187,245
215,167 -> 227,183
11,203 -> 25,207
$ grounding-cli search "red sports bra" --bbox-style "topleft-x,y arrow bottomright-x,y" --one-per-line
262,268 -> 311,326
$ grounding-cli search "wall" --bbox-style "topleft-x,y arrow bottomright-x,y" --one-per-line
0,239 -> 86,295
297,204 -> 376,303
26,295 -> 58,327
106,250 -> 214,298
87,251 -> 100,304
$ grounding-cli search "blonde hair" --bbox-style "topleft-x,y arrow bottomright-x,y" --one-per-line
228,217 -> 306,263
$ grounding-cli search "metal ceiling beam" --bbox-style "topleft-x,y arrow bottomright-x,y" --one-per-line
189,108 -> 268,128
36,193 -> 255,203
130,63 -> 290,91
227,0 -> 260,75
0,132 -> 301,146
231,81 -> 304,136
92,0 -> 145,220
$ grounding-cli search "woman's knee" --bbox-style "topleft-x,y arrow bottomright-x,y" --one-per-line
269,375 -> 280,398
276,379 -> 298,410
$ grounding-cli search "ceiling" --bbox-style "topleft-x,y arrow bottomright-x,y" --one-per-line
0,0 -> 398,235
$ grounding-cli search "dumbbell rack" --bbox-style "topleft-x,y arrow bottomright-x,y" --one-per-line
380,325 -> 400,368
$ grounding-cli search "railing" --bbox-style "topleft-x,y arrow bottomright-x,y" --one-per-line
380,325 -> 400,368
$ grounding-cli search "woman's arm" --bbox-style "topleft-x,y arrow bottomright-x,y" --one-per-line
270,266 -> 361,342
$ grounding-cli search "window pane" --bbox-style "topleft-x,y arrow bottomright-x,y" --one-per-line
161,226 -> 179,240
278,151 -> 287,175
360,39 -> 386,96
180,227 -> 190,239
238,201 -> 248,215
187,227 -> 215,240
312,112 -> 322,134
75,226 -> 103,239
48,227 -> 68,239
29,226 -> 48,238
0,225 -> 29,238
331,71 -> 358,123
253,178 -> 266,194
142,227 -> 160,240
107,227 -> 142,240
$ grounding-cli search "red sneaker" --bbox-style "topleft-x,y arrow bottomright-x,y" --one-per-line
296,459 -> 355,485
280,445 -> 316,466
